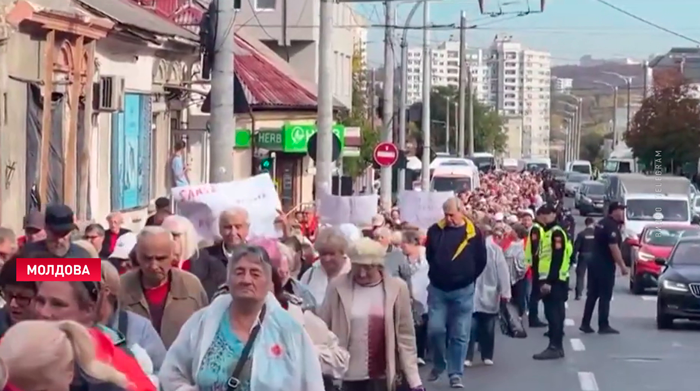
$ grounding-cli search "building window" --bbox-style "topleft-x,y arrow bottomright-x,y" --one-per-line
255,0 -> 276,11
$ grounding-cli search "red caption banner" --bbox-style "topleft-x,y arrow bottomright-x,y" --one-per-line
16,258 -> 102,282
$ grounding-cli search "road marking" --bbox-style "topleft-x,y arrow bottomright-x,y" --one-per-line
565,318 -> 575,326
642,296 -> 657,301
578,372 -> 599,391
570,338 -> 586,351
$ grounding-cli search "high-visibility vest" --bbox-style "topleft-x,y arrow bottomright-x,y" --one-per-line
524,223 -> 543,267
538,225 -> 573,282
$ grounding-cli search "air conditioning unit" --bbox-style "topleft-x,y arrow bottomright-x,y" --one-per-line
95,75 -> 125,112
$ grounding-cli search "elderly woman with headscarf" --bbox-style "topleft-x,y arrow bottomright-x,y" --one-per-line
300,227 -> 351,305
319,238 -> 424,391
159,244 -> 325,391
465,224 -> 511,367
0,320 -> 128,391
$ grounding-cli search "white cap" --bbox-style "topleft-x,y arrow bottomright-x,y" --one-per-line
494,212 -> 504,222
109,232 -> 137,259
507,215 -> 518,224
338,223 -> 362,242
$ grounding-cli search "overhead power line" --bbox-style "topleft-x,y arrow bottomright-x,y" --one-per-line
592,0 -> 700,45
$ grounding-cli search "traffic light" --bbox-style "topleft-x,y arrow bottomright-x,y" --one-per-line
259,157 -> 273,173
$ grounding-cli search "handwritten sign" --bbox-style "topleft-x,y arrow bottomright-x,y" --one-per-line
172,174 -> 281,241
317,193 -> 378,227
398,191 -> 454,229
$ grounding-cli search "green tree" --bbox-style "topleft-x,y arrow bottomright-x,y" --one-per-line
409,86 -> 507,154
340,45 -> 379,178
580,132 -> 605,164
625,74 -> 700,171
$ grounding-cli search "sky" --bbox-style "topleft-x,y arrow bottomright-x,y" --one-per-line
355,0 -> 700,67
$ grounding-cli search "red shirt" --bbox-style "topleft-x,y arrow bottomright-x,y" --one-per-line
181,259 -> 191,271
144,281 -> 169,333
108,233 -> 119,254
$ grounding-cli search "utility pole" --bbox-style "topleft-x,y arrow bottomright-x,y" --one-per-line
468,65 -> 475,155
398,38 -> 408,193
369,70 -> 376,131
209,0 -> 236,183
612,86 -> 618,147
420,0 -> 431,191
380,0 -> 395,209
625,79 -> 631,141
445,97 -> 450,153
457,11 -> 466,157
642,60 -> 649,99
315,0 -> 333,198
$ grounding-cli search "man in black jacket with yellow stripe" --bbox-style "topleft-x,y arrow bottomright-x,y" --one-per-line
425,197 -> 487,388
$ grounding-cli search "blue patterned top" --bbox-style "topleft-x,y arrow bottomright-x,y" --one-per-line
196,314 -> 250,391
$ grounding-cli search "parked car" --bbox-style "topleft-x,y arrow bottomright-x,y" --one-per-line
628,224 -> 700,294
656,236 -> 700,329
575,180 -> 605,216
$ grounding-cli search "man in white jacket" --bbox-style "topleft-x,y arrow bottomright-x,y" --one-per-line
465,225 -> 511,367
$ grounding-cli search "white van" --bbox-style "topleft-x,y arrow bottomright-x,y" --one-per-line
430,165 -> 481,192
566,160 -> 592,175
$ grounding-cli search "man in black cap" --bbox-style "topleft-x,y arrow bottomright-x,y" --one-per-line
21,204 -> 93,258
580,201 -> 629,335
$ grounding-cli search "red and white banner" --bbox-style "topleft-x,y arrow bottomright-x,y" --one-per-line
16,258 -> 102,282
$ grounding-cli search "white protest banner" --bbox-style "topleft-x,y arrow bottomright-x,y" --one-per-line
318,193 -> 378,227
172,174 -> 281,241
398,191 -> 454,229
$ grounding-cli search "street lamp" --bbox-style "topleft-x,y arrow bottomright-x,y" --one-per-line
603,71 -> 635,146
594,80 -> 618,148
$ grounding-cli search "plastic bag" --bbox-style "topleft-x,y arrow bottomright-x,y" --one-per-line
499,301 -> 527,338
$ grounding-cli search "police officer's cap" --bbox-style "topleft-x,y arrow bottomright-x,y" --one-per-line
536,204 -> 557,215
607,201 -> 627,214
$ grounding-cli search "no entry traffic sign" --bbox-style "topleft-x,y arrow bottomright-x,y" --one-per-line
373,142 -> 399,167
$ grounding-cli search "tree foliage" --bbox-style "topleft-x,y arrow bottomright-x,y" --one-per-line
409,86 -> 507,154
625,75 -> 700,170
340,45 -> 379,178
580,132 -> 605,165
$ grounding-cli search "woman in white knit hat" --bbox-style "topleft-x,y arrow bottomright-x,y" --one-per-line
319,238 -> 424,391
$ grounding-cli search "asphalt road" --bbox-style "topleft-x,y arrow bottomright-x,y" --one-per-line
421,197 -> 700,391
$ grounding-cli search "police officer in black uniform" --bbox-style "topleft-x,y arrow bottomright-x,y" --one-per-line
579,202 -> 630,334
572,217 -> 596,300
560,209 -> 576,242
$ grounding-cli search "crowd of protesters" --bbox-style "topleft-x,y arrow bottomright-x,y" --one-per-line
0,167 -> 568,391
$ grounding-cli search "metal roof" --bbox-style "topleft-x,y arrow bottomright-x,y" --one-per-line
75,0 -> 198,41
621,175 -> 691,195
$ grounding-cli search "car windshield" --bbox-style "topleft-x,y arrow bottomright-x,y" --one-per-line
586,184 -> 605,195
432,177 -> 472,192
626,199 -> 689,222
644,228 -> 690,247
571,164 -> 591,174
603,160 -> 632,173
671,241 -> 700,265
